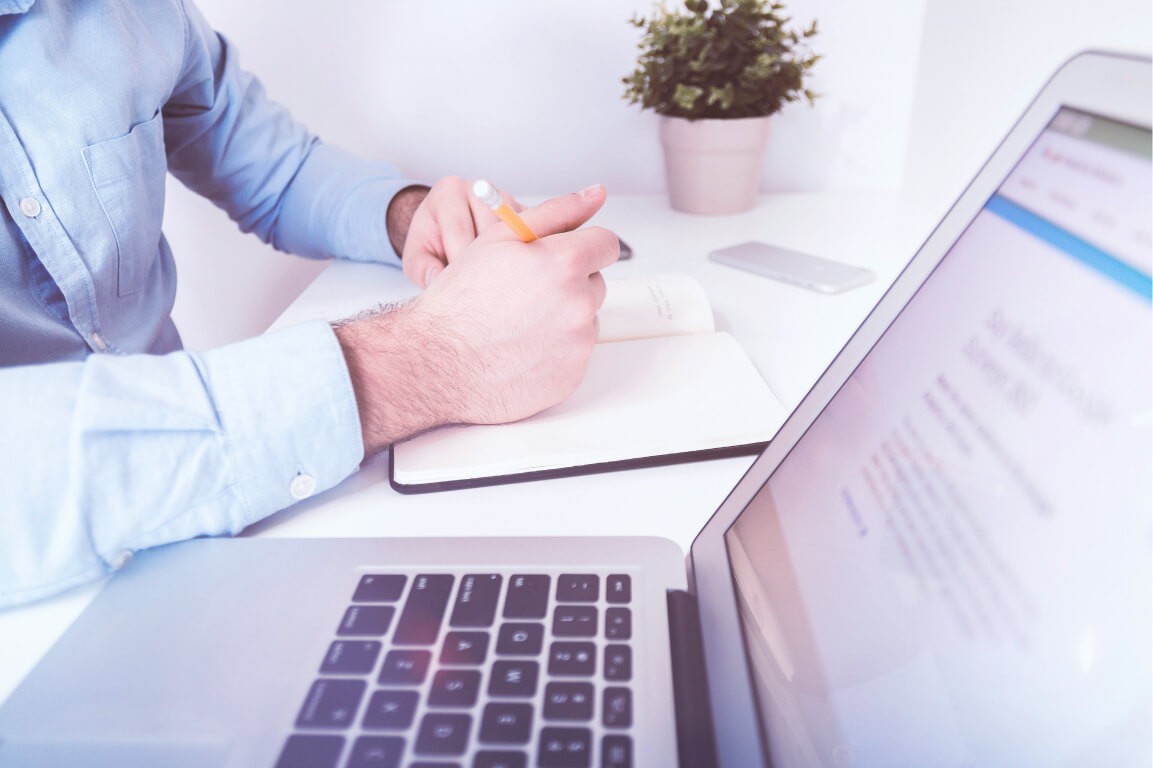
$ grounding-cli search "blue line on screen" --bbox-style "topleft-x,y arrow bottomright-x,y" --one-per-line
987,195 -> 1152,301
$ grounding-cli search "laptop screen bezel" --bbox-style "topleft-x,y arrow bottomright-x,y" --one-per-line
684,50 -> 1153,767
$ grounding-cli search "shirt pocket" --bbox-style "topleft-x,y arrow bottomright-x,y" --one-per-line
83,111 -> 167,297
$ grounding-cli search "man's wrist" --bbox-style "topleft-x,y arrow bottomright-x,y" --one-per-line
385,184 -> 431,258
332,302 -> 467,456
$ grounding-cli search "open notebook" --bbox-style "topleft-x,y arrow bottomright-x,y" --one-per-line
388,273 -> 788,493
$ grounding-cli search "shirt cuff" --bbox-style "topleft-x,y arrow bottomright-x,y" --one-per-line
200,319 -> 364,526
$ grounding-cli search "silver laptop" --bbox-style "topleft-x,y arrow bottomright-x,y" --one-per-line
0,50 -> 1149,768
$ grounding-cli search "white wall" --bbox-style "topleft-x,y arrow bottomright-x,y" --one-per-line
167,0 -> 1150,350
905,0 -> 1152,216
189,0 -> 923,195
168,0 -> 926,349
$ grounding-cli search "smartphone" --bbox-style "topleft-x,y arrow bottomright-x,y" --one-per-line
708,241 -> 874,294
618,237 -> 633,260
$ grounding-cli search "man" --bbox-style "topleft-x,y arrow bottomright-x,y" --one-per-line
0,0 -> 618,606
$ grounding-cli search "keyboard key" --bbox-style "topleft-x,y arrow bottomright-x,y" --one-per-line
602,688 -> 633,728
488,660 -> 539,697
415,712 -> 472,756
337,605 -> 395,637
320,640 -> 382,675
394,574 -> 455,645
295,679 -> 366,729
346,735 -> 404,768
605,575 -> 631,604
503,575 -> 550,619
552,606 -> 598,638
428,669 -> 481,708
556,574 -> 599,603
450,573 -> 502,627
543,682 -> 594,721
479,702 -> 534,744
475,751 -> 528,768
547,642 -> 596,677
604,608 -> 631,640
378,649 -> 431,685
602,735 -> 633,768
604,645 -> 632,682
495,623 -> 544,656
362,689 -> 419,730
275,734 -> 344,768
538,727 -> 592,768
352,574 -> 407,602
440,631 -> 489,665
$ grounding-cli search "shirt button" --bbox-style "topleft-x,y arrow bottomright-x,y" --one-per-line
110,549 -> 133,570
289,473 -> 317,500
19,197 -> 41,218
91,333 -> 108,352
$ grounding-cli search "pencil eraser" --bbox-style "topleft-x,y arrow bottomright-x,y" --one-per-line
472,179 -> 501,209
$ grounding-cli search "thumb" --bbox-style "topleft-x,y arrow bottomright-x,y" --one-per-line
401,239 -> 447,288
517,184 -> 607,239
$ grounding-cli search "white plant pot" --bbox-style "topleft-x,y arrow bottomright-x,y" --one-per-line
659,115 -> 772,215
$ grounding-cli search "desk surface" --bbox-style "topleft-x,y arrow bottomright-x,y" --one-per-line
0,192 -> 940,704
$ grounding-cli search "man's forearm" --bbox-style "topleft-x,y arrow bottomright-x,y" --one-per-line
386,184 -> 432,258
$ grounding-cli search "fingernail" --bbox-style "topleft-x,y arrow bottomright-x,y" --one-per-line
577,184 -> 604,198
424,265 -> 440,287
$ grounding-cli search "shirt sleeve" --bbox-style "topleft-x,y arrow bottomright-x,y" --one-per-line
0,321 -> 365,608
162,0 -> 417,264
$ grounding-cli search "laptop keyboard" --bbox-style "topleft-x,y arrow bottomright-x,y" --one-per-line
274,572 -> 636,768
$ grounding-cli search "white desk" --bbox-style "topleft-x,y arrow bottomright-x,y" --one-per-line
0,192 -> 940,704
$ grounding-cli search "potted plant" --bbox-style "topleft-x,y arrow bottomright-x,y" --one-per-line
623,0 -> 820,214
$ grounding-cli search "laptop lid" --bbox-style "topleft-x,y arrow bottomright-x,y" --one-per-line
690,50 -> 1152,767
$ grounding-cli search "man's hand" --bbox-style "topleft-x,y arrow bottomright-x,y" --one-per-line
394,176 -> 521,288
337,184 -> 618,456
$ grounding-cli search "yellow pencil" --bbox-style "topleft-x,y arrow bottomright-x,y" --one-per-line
472,179 -> 538,243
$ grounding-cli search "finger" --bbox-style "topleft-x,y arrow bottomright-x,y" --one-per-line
588,269 -> 608,311
438,216 -> 474,260
468,191 -> 498,231
516,184 -> 607,239
437,189 -> 487,260
505,192 -> 525,213
561,225 -> 620,274
402,243 -> 446,288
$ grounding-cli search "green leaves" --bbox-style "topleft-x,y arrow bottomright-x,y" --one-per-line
673,83 -> 705,112
623,0 -> 820,120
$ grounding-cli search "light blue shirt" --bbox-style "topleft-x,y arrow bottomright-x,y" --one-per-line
0,0 -> 417,606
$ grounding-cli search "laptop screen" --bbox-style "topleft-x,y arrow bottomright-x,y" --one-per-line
724,109 -> 1151,766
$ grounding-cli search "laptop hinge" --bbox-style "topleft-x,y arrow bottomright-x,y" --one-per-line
667,589 -> 719,768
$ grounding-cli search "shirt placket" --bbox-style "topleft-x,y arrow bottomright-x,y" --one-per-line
0,110 -> 110,353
